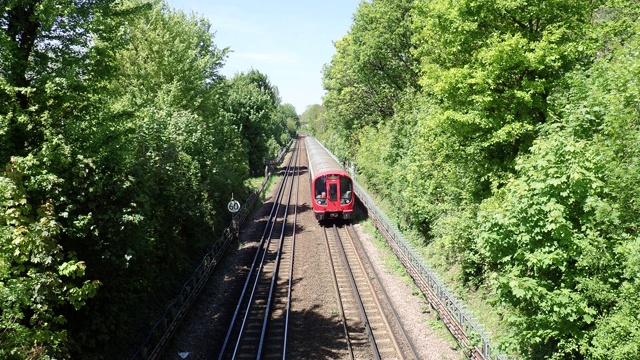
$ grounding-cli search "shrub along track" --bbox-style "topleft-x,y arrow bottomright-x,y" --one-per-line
161,139 -> 462,359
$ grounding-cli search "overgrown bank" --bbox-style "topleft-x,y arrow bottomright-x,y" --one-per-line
308,1 -> 640,358
1,0 -> 298,358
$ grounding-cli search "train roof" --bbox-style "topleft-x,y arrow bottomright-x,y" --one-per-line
305,136 -> 349,180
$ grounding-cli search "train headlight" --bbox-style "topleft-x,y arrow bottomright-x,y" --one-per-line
317,198 -> 326,205
341,198 -> 350,205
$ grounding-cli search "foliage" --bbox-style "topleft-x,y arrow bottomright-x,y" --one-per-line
477,132 -> 614,357
0,0 -> 116,160
223,70 -> 288,175
273,103 -> 300,144
1,163 -> 100,359
355,93 -> 418,206
321,0 -> 640,358
300,104 -> 324,135
410,0 -> 605,201
1,0 -> 292,357
1,0 -> 121,357
321,0 -> 418,152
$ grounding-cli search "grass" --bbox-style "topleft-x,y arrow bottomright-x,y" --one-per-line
245,170 -> 280,206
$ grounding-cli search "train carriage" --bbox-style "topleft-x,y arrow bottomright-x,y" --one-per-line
305,136 -> 354,221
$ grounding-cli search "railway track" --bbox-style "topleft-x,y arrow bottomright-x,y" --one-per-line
323,224 -> 418,360
152,136 -> 466,359
158,137 -> 438,359
217,141 -> 301,359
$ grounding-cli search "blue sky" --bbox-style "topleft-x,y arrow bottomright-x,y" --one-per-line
166,0 -> 361,114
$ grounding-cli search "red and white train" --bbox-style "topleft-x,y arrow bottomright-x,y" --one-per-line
305,136 -> 354,221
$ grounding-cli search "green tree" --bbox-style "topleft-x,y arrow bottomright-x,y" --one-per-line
322,33 -> 365,148
56,1 -> 248,354
273,103 -> 299,143
223,70 -> 284,175
300,104 -> 324,134
410,0 -> 605,199
477,133 -> 610,358
318,0 -> 640,358
1,0 -> 253,357
1,0 -> 119,357
1,162 -> 100,359
395,0 -> 613,280
322,0 -> 418,149
0,0 -> 115,160
477,4 -> 640,357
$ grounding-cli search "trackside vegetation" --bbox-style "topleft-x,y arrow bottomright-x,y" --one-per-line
1,0 -> 297,358
310,0 -> 640,359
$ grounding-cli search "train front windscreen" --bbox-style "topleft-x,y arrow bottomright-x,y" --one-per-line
314,174 -> 352,207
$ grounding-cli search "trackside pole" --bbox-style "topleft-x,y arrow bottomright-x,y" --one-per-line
228,194 -> 241,238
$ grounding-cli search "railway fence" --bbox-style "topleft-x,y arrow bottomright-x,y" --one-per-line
129,140 -> 293,360
353,182 -> 508,360
314,139 -> 512,360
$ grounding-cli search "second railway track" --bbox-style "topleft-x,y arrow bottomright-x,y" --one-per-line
218,140 -> 302,359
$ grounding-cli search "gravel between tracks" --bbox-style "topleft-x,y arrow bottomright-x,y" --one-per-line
162,148 -> 463,360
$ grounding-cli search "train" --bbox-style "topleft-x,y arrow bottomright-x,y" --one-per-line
305,136 -> 354,221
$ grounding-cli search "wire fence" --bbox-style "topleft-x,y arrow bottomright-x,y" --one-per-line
314,138 -> 512,360
354,182 -> 513,360
129,140 -> 292,360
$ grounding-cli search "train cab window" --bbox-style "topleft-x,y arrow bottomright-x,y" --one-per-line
315,176 -> 327,205
340,176 -> 352,200
315,176 -> 326,198
329,183 -> 338,201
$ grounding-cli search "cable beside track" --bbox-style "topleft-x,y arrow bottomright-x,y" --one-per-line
130,140 -> 293,360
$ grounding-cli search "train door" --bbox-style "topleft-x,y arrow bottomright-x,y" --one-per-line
326,175 -> 340,213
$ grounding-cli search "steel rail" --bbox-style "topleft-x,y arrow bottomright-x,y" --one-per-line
322,226 -> 355,360
342,224 -> 407,359
257,141 -> 300,358
355,181 -> 511,359
345,224 -> 419,359
317,133 -> 513,360
332,224 -> 381,360
282,141 -> 301,359
217,142 -> 298,360
231,143 -> 299,358
373,214 -> 476,352
129,140 -> 293,360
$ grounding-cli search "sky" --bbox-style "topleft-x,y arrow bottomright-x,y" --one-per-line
165,0 -> 362,114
